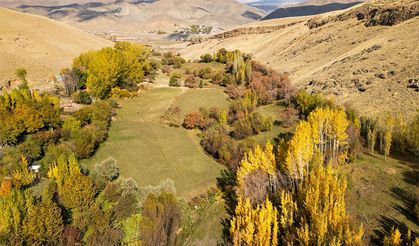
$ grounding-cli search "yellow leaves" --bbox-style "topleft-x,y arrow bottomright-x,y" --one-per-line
285,121 -> 313,180
12,156 -> 35,189
48,154 -> 81,187
231,198 -> 278,246
236,142 -> 276,189
308,107 -> 349,162
384,227 -> 402,246
283,107 -> 350,181
279,191 -> 297,230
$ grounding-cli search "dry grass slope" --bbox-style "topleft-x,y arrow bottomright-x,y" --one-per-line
182,0 -> 419,118
0,8 -> 112,85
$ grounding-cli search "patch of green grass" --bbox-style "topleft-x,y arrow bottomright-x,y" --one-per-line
170,88 -> 230,124
341,153 -> 418,239
85,88 -> 225,198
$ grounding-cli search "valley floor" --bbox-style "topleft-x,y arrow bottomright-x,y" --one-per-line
85,86 -> 228,199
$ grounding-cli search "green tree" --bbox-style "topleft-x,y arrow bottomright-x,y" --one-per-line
59,174 -> 96,211
23,193 -> 63,245
140,192 -> 181,246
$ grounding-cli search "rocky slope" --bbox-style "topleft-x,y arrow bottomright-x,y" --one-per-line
182,0 -> 419,118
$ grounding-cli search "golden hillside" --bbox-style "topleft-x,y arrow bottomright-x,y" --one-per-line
182,0 -> 419,118
0,8 -> 112,85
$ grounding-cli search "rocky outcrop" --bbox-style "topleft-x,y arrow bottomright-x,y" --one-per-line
209,21 -> 304,40
306,0 -> 419,29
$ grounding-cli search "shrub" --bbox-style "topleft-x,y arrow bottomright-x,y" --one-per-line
110,87 -> 137,98
183,112 -> 206,129
200,54 -> 213,63
184,75 -> 200,88
197,67 -> 213,79
210,71 -> 224,85
201,125 -> 229,158
92,157 -> 120,188
233,119 -> 254,139
72,91 -> 92,105
162,53 -> 185,68
169,76 -> 180,87
294,90 -> 334,118
280,107 -> 300,128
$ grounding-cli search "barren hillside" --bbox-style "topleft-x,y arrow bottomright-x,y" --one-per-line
182,0 -> 419,118
0,8 -> 112,85
4,0 -> 265,35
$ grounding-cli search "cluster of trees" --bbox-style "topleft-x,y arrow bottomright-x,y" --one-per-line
225,107 -> 365,245
71,42 -> 154,99
201,49 -> 296,105
363,111 -> 419,159
61,100 -> 114,158
181,92 -> 275,170
161,52 -> 186,69
0,152 -> 186,245
0,87 -> 60,146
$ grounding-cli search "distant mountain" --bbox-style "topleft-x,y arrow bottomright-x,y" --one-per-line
263,1 -> 362,20
0,0 -> 266,36
242,0 -> 305,13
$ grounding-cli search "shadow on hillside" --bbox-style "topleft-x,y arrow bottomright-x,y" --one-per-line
372,216 -> 418,245
402,169 -> 419,186
390,187 -> 418,225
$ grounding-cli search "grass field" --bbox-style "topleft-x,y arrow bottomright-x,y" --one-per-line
85,87 -> 228,198
342,153 -> 418,241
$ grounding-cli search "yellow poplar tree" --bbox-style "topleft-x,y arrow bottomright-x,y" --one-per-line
12,156 -> 35,189
230,198 -> 278,246
308,107 -> 349,162
297,159 -> 363,245
236,142 -> 276,189
383,227 -> 402,246
383,129 -> 392,160
284,121 -> 314,181
48,154 -> 81,188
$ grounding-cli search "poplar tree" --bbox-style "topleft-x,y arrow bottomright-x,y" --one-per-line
230,198 -> 278,246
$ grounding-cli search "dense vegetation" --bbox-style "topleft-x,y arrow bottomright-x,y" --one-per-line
67,42 -> 156,99
0,46 -> 418,245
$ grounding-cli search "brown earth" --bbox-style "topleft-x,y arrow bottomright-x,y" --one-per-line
0,8 -> 112,86
182,0 -> 419,118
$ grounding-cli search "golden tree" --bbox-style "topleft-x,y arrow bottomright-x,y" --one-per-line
236,142 -> 276,189
284,121 -> 314,181
308,107 -> 349,162
230,198 -> 278,246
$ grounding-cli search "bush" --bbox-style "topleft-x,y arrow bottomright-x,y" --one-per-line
232,119 -> 254,139
169,76 -> 181,87
294,90 -> 334,118
210,71 -> 224,85
201,125 -> 229,158
280,107 -> 299,128
200,54 -> 213,63
184,75 -> 200,88
92,157 -> 120,187
110,87 -> 137,98
162,53 -> 185,68
183,112 -> 206,129
72,91 -> 92,105
196,67 -> 213,79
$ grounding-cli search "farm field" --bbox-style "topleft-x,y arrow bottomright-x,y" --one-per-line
85,87 -> 228,198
